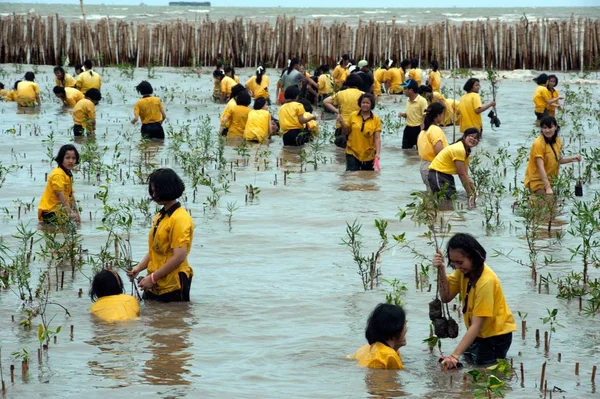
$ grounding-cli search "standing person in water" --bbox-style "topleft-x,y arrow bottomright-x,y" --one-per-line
131,81 -> 167,140
38,144 -> 81,225
220,90 -> 252,138
417,102 -> 448,190
128,168 -> 194,302
333,54 -> 351,89
434,233 -> 516,368
224,65 -> 239,84
524,116 -> 581,195
75,59 -> 102,94
324,74 -> 364,148
428,60 -> 441,92
280,58 -> 318,97
16,72 -> 41,107
532,73 -> 550,125
246,65 -> 270,104
408,58 -> 422,86
545,74 -> 563,118
214,69 -> 237,104
278,86 -> 318,146
243,97 -> 278,143
458,78 -> 496,134
317,64 -> 334,107
212,62 -> 224,102
398,79 -> 428,150
72,88 -> 101,136
53,86 -> 84,106
384,59 -> 403,94
89,269 -> 140,322
54,66 -> 76,88
337,93 -> 382,171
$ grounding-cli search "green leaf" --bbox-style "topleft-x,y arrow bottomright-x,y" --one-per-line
38,324 -> 44,342
56,325 -> 62,334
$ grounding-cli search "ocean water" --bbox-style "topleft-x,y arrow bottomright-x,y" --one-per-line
1,3 -> 600,25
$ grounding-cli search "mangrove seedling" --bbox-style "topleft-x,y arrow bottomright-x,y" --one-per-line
567,192 -> 600,284
540,308 -> 563,348
382,278 -> 408,307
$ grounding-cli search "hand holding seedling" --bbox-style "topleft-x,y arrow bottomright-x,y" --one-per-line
433,250 -> 445,270
138,274 -> 156,290
440,355 -> 459,371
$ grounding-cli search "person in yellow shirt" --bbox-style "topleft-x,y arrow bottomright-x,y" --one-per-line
224,65 -> 239,84
128,168 -> 194,302
74,63 -> 84,77
72,88 -> 101,136
332,54 -> 350,89
398,79 -> 428,149
246,65 -> 270,103
75,59 -> 102,94
297,98 -> 319,136
348,303 -> 407,370
54,66 -> 76,88
16,72 -> 41,107
384,59 -> 404,94
37,144 -> 81,225
243,98 -> 278,143
212,62 -> 224,102
278,86 -> 317,146
458,78 -> 496,134
219,84 -> 246,135
131,81 -> 167,140
408,58 -> 422,86
4,81 -> 19,102
428,60 -> 441,92
524,116 -> 581,195
90,269 -> 140,322
418,102 -> 448,189
428,128 -> 480,201
431,91 -> 460,127
317,64 -> 334,100
434,233 -> 517,368
220,90 -> 252,138
545,74 -> 563,118
0,83 -> 7,99
532,73 -> 551,124
337,93 -> 382,171
214,69 -> 237,104
53,86 -> 84,106
373,63 -> 388,97
323,74 -> 364,148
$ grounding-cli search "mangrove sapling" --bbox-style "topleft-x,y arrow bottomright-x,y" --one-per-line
583,280 -> 600,316
509,145 -> 529,190
540,308 -> 563,349
225,201 -> 240,230
468,369 -> 510,399
382,278 -> 408,307
41,131 -> 56,165
245,185 -> 260,202
306,133 -> 328,170
7,222 -> 39,302
517,311 -> 528,338
0,162 -> 16,190
567,192 -> 600,284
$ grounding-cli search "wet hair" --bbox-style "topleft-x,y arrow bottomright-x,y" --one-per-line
85,88 -> 102,102
84,59 -> 94,76
55,144 -> 80,165
445,233 -> 487,275
297,98 -> 313,113
431,60 -> 439,72
24,72 -> 35,81
147,168 -> 185,201
410,58 -> 419,69
344,73 -> 362,89
319,64 -> 330,73
533,73 -> 548,85
540,116 -> 560,144
287,57 -> 300,75
253,97 -> 267,110
75,64 -> 83,74
255,65 -> 265,85
89,269 -> 124,302
216,61 -> 224,69
460,128 -> 481,156
213,69 -> 225,79
547,74 -> 559,90
0,83 -> 4,90
463,78 -> 480,93
230,84 -> 245,100
53,66 -> 66,79
53,86 -> 66,96
235,90 -> 252,107
13,80 -> 21,90
224,65 -> 236,80
357,93 -> 376,110
400,59 -> 410,70
136,80 -> 153,96
284,85 -> 300,100
365,303 -> 406,346
423,102 -> 446,130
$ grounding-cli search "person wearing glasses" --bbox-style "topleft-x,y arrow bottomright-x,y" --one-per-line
433,233 -> 516,369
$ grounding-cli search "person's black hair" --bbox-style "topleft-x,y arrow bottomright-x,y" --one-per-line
319,64 -> 330,73
533,73 -> 548,85
136,80 -> 153,96
13,80 -> 21,90
84,59 -> 94,76
235,90 -> 252,107
230,84 -> 245,100
344,73 -> 362,89
147,168 -> 185,201
213,69 -> 225,79
253,97 -> 267,110
85,88 -> 102,102
256,65 -> 265,85
540,116 -> 560,144
54,66 -> 66,78
284,85 -> 300,100
460,127 -> 481,156
365,303 -> 406,346
24,72 -> 35,81
418,85 -> 433,96
75,64 -> 83,74
287,57 -> 300,76
224,65 -> 235,79
431,60 -> 439,72
53,86 -> 66,96
339,54 -> 350,65
216,61 -> 224,69
400,59 -> 410,70
89,269 -> 124,302
547,74 -> 559,89
410,58 -> 419,69
55,144 -> 80,165
445,233 -> 487,276
297,98 -> 313,113
463,78 -> 480,93
423,102 -> 445,130
357,93 -> 376,110
0,83 -> 4,90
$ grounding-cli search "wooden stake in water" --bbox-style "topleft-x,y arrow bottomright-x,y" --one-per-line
540,362 -> 546,392
78,288 -> 83,298
575,362 -> 579,375
592,365 -> 597,383
557,353 -> 561,362
10,365 -> 14,383
70,325 -> 74,339
414,264 -> 419,288
544,331 -> 549,352
535,329 -> 540,347
522,320 -> 526,339
520,363 -> 524,387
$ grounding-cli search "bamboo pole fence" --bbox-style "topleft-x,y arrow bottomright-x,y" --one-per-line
0,14 -> 599,71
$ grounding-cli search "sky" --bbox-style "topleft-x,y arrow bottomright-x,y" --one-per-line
8,0 -> 600,6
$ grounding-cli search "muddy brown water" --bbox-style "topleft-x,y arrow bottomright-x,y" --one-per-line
0,65 -> 599,398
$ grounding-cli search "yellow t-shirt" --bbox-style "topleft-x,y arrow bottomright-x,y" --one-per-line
278,102 -> 305,132
304,112 -> 319,135
0,89 -> 7,99
418,125 -> 449,162
134,96 -> 164,124
318,74 -> 334,95
442,98 -> 460,126
373,68 -> 386,96
222,105 -> 251,138
220,76 -> 237,99
233,75 -> 240,84
405,95 -> 428,127
90,294 -> 140,322
37,166 -> 73,221
532,85 -> 551,113
429,141 -> 470,175
72,98 -> 96,128
458,92 -> 483,133
547,89 -> 560,117
409,68 -> 422,86
429,70 -> 441,91
447,264 -> 517,339
244,109 -> 271,142
246,75 -> 270,99
64,87 -> 84,106
55,73 -> 77,88
345,111 -> 382,162
331,87 -> 364,128
349,342 -> 404,370
16,81 -> 40,106
524,135 -> 562,192
385,68 -> 404,94
220,98 -> 237,127
333,65 -> 348,87
213,78 -> 221,99
5,90 -> 17,102
75,70 -> 102,94
147,205 -> 194,296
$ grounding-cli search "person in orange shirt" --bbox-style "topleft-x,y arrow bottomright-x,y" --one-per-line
348,303 -> 407,370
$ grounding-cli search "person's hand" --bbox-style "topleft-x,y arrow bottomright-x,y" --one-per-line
72,212 -> 81,224
127,267 -> 140,281
138,274 -> 156,290
468,194 -> 477,209
433,250 -> 445,270
545,186 -> 554,195
335,113 -> 344,124
440,355 -> 459,371
490,100 -> 497,107
573,154 -> 582,162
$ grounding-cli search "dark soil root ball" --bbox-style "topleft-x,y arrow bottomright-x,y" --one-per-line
429,299 -> 443,321
433,318 -> 449,338
447,318 -> 459,339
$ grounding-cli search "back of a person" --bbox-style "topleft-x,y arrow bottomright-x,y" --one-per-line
90,294 -> 140,322
278,101 -> 304,132
430,141 -> 467,175
318,73 -> 333,95
429,70 -> 441,91
220,76 -> 236,98
244,109 -> 271,142
73,98 -> 95,128
247,76 -> 270,99
532,85 -> 550,113
135,96 -> 163,124
77,71 -> 102,94
418,125 -> 448,162
387,68 -> 403,94
56,73 -> 77,88
65,87 -> 84,106
282,69 -> 302,90
17,81 -> 38,105
409,68 -> 422,86
458,92 -> 482,132
354,342 -> 403,370
227,106 -> 251,137
336,88 -> 364,124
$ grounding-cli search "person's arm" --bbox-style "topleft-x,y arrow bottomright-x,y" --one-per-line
160,105 -> 167,123
337,114 -> 349,134
433,250 -> 458,303
475,100 -> 496,114
298,113 -> 316,124
55,191 -> 78,222
220,116 -> 231,135
305,76 -> 319,89
535,157 -> 552,195
35,94 -> 41,105
127,253 -> 150,279
138,247 -> 187,290
441,316 -> 485,370
323,96 -> 338,114
455,160 -> 474,197
70,195 -> 81,223
559,154 -> 581,165
131,115 -> 140,124
433,141 -> 444,155
374,131 -> 381,159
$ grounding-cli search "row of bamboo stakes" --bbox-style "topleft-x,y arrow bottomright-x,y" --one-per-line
0,14 -> 599,70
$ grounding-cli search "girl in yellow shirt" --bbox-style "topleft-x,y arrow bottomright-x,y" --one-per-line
54,66 -> 76,88
434,233 -> 517,368
16,72 -> 41,107
278,86 -> 317,146
131,81 -> 167,140
428,60 -> 441,92
532,73 -> 550,124
545,74 -> 563,117
90,269 -> 140,322
220,91 -> 252,138
245,65 -> 270,103
408,58 -> 422,86
75,59 -> 102,94
458,78 -> 496,134
332,54 -> 350,89
224,65 -> 239,84
348,303 -> 407,370
243,97 -> 278,143
417,102 -> 448,189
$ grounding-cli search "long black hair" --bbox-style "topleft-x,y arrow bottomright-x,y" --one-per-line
365,303 -> 406,346
83,59 -> 94,76
445,233 -> 487,277
256,65 -> 265,85
459,128 -> 480,157
90,269 -> 124,302
540,116 -> 560,145
287,58 -> 300,75
463,78 -> 479,93
423,102 -> 445,131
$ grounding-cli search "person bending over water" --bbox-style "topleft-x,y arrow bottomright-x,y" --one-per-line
53,86 -> 84,106
220,90 -> 252,138
90,269 -> 140,322
434,233 -> 516,368
243,97 -> 278,143
54,66 -> 76,88
131,80 -> 167,140
278,86 -> 318,146
75,59 -> 102,94
72,88 -> 101,136
246,65 -> 270,103
16,72 -> 41,107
